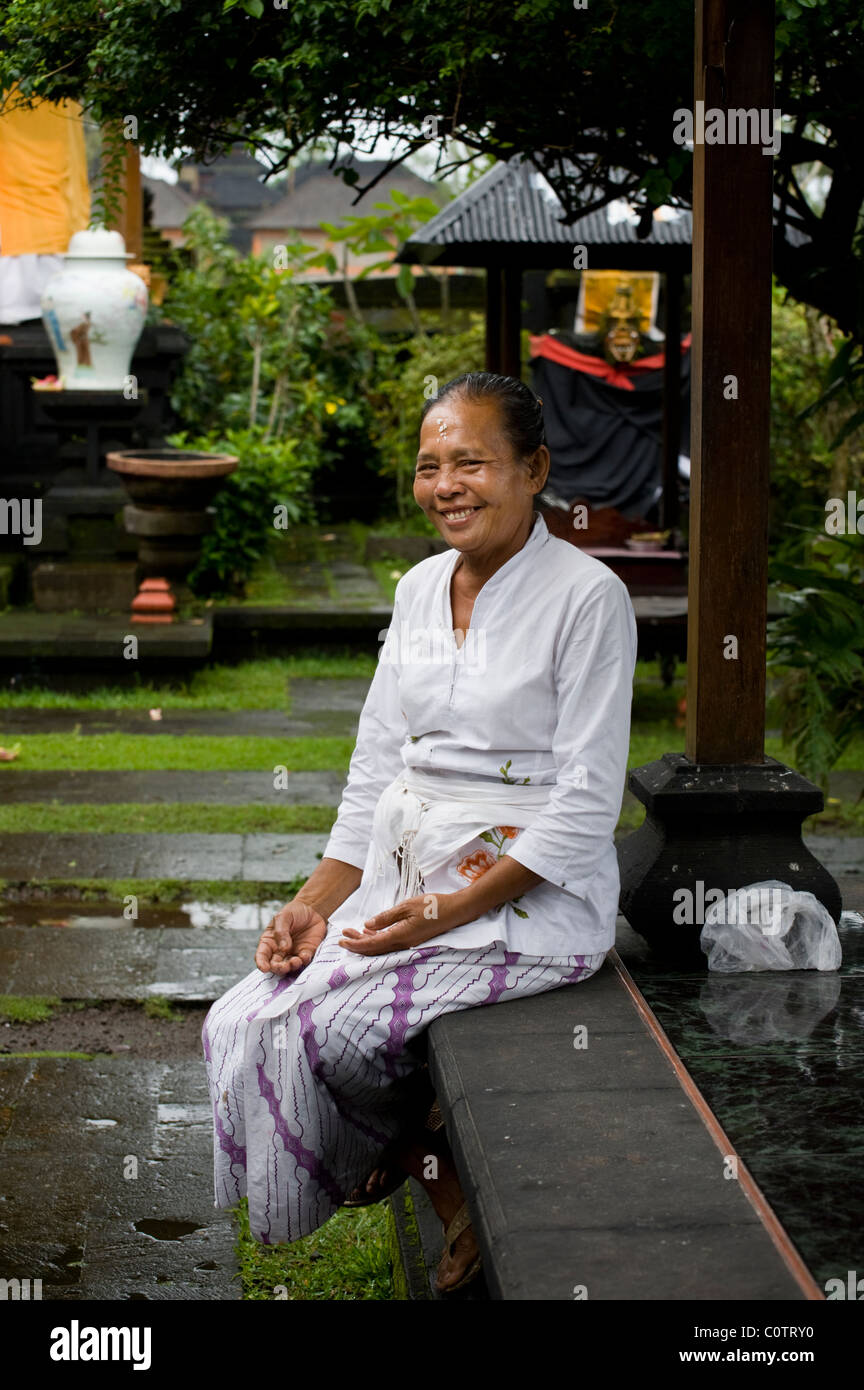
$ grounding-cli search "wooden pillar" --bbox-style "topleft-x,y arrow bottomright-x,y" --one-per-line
500,265 -> 523,379
484,266 -> 502,372
619,0 -> 842,956
660,266 -> 683,532
686,0 -> 775,764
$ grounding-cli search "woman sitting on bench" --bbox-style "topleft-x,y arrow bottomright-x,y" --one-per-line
203,371 -> 638,1295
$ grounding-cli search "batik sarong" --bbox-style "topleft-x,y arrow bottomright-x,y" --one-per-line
203,767 -> 607,1245
202,927 -> 604,1245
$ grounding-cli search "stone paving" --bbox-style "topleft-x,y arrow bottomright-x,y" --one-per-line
0,677 -> 369,738
0,684 -> 364,1300
0,926 -> 262,1003
0,1057 -> 239,1300
0,831 -> 329,882
1,769 -> 346,805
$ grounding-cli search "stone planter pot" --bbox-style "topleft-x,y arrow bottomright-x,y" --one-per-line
41,228 -> 149,390
106,448 -> 238,580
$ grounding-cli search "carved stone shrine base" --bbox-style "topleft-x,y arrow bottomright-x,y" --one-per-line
618,754 -> 843,967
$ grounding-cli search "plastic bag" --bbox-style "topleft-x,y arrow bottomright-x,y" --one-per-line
700,880 -> 843,973
699,973 -> 842,1043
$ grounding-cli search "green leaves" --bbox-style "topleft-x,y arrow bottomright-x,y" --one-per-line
168,425 -> 315,597
160,210 -> 381,592
223,0 -> 264,15
395,264 -> 415,299
767,535 -> 864,785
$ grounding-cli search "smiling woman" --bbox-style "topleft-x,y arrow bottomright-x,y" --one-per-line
414,374 -> 550,635
202,372 -> 638,1296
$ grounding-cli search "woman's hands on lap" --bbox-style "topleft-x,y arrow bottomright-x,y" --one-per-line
339,892 -> 462,955
339,856 -> 543,956
255,901 -> 328,975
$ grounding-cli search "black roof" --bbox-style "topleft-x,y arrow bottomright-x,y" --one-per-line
396,153 -> 808,272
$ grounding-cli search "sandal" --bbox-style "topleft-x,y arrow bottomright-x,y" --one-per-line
436,1201 -> 482,1294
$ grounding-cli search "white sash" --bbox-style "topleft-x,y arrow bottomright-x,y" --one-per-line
371,766 -> 551,903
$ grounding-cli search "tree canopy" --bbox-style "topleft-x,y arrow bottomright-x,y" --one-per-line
1,0 -> 863,340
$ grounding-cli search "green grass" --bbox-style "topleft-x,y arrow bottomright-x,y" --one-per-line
0,734 -> 354,772
370,556 -> 410,604
2,724 -> 862,776
234,1197 -> 393,1300
0,804 -> 338,835
628,725 -> 864,772
0,995 -> 61,1022
0,877 -> 308,906
0,652 -> 377,709
143,995 -> 182,1022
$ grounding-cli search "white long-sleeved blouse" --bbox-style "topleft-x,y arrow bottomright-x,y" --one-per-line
323,510 -> 638,957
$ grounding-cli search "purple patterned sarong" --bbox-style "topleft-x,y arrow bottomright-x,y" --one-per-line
202,922 -> 605,1245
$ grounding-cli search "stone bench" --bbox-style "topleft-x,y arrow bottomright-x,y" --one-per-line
391,935 -> 813,1301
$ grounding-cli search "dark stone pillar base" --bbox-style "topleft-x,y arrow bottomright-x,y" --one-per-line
618,754 -> 843,966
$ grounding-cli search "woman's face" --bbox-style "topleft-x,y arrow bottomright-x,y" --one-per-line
413,396 -> 547,554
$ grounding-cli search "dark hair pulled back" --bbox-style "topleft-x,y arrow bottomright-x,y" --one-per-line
419,372 -> 546,461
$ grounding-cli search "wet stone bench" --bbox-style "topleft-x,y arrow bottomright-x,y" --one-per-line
390,944 -> 810,1301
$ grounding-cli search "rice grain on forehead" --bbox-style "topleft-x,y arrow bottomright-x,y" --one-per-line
420,372 -> 546,461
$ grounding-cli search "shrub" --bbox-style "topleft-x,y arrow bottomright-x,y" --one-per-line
168,426 -> 316,597
767,531 -> 864,785
367,319 -> 487,518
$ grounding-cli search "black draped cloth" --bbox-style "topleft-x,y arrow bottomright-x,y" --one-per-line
529,332 -> 691,519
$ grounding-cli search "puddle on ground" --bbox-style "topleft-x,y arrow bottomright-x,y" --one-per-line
156,1104 -> 211,1126
83,1118 -> 118,1128
0,900 -> 286,931
134,1219 -> 203,1241
180,899 -> 286,930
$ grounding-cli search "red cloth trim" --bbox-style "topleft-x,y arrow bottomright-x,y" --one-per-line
529,332 -> 692,391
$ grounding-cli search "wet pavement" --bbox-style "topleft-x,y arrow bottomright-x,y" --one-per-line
1,825 -> 856,893
0,677 -> 369,738
0,832 -> 329,881
0,925 -> 261,1001
0,1058 -> 239,1299
0,769 -> 347,805
0,898 -> 288,932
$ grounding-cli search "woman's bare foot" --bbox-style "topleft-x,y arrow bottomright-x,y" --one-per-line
435,1208 -> 480,1293
344,1162 -> 405,1205
396,1128 -> 481,1292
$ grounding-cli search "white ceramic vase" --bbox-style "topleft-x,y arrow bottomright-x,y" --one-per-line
40,227 -> 149,390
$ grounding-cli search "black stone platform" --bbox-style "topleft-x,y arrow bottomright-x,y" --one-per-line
423,944 -> 817,1301
0,611 -> 212,664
